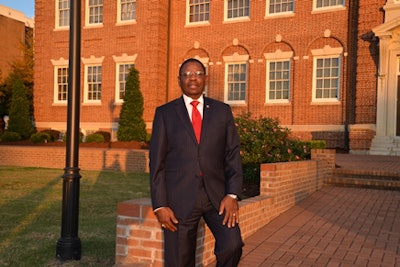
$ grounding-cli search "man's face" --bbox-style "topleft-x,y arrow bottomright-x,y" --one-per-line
178,61 -> 207,99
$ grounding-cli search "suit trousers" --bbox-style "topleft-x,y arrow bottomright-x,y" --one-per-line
163,178 -> 244,267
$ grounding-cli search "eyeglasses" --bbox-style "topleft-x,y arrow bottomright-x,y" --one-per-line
180,71 -> 205,78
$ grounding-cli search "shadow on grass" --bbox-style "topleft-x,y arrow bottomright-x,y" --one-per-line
0,165 -> 150,266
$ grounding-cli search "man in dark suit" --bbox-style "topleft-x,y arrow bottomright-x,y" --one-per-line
150,58 -> 244,267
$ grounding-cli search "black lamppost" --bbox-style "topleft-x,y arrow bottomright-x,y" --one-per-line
56,0 -> 82,260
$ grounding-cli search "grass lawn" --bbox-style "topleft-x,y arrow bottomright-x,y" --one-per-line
0,166 -> 150,266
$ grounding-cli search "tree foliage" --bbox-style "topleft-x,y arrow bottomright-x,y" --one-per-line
117,67 -> 147,142
7,78 -> 35,139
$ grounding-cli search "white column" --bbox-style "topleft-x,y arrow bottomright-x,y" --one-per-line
376,36 -> 390,136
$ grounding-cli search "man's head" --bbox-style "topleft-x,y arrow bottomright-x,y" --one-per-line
178,58 -> 207,100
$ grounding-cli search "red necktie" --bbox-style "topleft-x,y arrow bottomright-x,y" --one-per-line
191,101 -> 202,143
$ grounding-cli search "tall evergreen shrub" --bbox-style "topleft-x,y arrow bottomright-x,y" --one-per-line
117,67 -> 147,142
7,78 -> 34,139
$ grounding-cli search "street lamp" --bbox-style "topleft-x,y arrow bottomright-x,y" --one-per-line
56,0 -> 82,261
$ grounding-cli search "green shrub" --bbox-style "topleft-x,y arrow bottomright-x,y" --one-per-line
7,79 -> 35,139
85,133 -> 105,143
235,113 -> 311,164
1,131 -> 22,142
30,132 -> 52,143
40,129 -> 61,141
117,67 -> 147,142
235,113 -> 312,183
94,131 -> 111,142
62,132 -> 83,143
306,140 -> 327,149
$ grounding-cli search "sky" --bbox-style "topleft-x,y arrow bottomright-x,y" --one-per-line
0,0 -> 35,18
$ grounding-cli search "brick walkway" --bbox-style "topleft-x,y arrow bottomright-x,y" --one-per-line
237,154 -> 400,267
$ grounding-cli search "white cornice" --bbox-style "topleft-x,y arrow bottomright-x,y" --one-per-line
0,4 -> 34,27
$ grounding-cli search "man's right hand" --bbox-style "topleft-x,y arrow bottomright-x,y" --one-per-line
154,207 -> 179,232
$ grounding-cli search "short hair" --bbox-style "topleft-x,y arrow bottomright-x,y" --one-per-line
179,58 -> 206,75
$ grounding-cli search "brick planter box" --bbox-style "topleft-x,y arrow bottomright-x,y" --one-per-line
0,145 -> 149,173
115,149 -> 335,267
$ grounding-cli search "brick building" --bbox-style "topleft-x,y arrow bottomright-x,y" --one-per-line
0,5 -> 34,81
33,0 -> 400,155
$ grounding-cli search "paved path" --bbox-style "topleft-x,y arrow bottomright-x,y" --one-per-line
238,154 -> 400,267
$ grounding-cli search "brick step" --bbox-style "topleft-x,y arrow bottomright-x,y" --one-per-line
326,172 -> 400,190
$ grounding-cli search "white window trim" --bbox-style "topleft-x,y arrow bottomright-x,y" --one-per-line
264,50 -> 293,104
223,54 -> 249,104
223,0 -> 251,23
185,0 -> 211,27
82,56 -> 104,104
116,0 -> 136,25
55,0 -> 69,30
265,0 -> 295,18
85,0 -> 103,28
51,58 -> 69,105
312,0 -> 346,13
311,46 -> 343,103
113,53 -> 138,103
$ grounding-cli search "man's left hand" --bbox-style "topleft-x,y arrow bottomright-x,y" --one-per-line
219,196 -> 239,228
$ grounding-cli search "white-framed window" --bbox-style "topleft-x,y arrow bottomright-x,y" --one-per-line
266,0 -> 294,16
51,58 -> 69,104
266,59 -> 291,102
56,0 -> 70,29
313,0 -> 345,11
224,56 -> 248,104
86,0 -> 103,26
86,65 -> 102,102
113,53 -> 138,103
312,56 -> 340,102
55,67 -> 69,103
224,0 -> 250,21
186,0 -> 210,25
118,0 -> 136,24
116,63 -> 134,102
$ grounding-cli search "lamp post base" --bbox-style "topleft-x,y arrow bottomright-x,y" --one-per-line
56,237 -> 81,261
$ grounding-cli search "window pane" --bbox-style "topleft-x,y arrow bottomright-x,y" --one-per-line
58,0 -> 70,27
269,0 -> 294,14
87,65 -> 102,100
118,63 -> 134,100
89,0 -> 103,24
315,57 -> 340,99
57,67 -> 68,101
227,63 -> 247,101
227,0 -> 249,19
316,0 -> 344,8
267,60 -> 290,100
189,0 -> 210,22
121,0 -> 136,21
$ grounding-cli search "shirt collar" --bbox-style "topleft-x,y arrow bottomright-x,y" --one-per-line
183,94 -> 204,106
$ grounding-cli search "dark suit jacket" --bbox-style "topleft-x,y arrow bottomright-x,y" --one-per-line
150,96 -> 243,219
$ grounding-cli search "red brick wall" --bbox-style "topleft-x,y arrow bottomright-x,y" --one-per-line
168,1 -> 349,127
0,15 -> 26,80
33,1 -> 384,151
0,146 -> 149,172
355,0 -> 385,125
34,0 -> 169,127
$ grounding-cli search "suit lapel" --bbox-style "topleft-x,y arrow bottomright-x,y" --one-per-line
174,97 -> 198,144
201,97 -> 213,144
